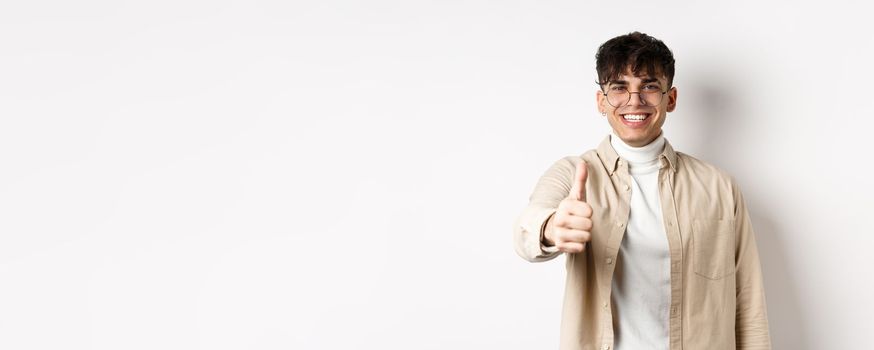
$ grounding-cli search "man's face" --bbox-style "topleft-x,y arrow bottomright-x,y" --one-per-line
596,69 -> 677,147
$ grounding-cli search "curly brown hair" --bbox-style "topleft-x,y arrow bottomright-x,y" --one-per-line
595,31 -> 676,89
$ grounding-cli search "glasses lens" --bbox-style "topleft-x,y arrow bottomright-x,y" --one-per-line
642,92 -> 664,105
606,91 -> 628,107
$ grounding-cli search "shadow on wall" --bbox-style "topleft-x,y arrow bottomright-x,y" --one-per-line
750,212 -> 809,349
685,66 -> 809,350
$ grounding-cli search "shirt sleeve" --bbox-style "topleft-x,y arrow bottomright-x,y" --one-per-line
513,157 -> 575,262
732,181 -> 773,349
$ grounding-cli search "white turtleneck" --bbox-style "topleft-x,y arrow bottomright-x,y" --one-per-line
609,133 -> 671,350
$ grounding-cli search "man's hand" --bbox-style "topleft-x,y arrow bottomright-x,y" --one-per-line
543,160 -> 593,253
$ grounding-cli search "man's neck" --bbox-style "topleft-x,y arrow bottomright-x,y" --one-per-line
610,132 -> 665,164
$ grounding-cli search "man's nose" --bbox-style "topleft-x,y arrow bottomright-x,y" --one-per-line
627,92 -> 646,106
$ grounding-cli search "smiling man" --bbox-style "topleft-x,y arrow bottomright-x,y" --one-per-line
513,32 -> 771,350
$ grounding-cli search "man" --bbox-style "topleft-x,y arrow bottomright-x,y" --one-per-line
513,32 -> 771,350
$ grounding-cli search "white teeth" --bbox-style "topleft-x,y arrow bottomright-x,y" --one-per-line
623,114 -> 648,121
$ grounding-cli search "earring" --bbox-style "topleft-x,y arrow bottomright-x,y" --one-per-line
601,111 -> 607,116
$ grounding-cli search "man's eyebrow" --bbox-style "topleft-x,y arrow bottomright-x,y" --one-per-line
608,78 -> 662,85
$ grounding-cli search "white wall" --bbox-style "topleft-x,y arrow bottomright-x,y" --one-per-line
1,1 -> 871,349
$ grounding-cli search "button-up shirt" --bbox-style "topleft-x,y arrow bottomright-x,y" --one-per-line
513,136 -> 771,350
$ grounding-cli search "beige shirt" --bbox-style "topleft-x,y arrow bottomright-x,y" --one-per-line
513,136 -> 771,350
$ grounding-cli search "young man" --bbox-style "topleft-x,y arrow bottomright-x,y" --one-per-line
513,32 -> 771,350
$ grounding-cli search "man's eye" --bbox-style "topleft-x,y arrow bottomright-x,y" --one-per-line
610,86 -> 627,91
643,84 -> 661,91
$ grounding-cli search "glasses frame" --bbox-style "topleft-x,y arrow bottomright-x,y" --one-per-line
600,88 -> 669,108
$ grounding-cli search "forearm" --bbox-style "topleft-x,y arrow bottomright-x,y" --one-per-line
513,158 -> 575,262
541,212 -> 557,247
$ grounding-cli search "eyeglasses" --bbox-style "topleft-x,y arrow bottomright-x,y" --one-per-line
601,85 -> 668,108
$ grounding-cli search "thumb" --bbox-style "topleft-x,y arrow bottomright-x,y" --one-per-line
570,159 -> 588,201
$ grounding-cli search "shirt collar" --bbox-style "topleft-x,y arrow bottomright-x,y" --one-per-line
597,134 -> 678,175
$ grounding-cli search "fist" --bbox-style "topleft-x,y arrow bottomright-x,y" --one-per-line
544,160 -> 593,253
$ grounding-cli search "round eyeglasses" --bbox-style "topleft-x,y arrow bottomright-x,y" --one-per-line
602,86 -> 668,108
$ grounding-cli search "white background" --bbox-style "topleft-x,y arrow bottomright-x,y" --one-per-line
1,1 -> 872,349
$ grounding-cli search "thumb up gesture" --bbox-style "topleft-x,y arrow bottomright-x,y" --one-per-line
544,160 -> 593,253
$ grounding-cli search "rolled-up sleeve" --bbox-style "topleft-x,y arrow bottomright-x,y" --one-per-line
732,182 -> 772,349
513,157 -> 575,262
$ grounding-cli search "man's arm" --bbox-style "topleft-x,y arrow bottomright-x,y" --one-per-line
512,157 -> 574,262
733,181 -> 772,349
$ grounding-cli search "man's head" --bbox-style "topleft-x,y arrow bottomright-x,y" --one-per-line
595,32 -> 677,147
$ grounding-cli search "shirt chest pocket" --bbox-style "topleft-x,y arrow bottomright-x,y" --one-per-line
691,219 -> 736,280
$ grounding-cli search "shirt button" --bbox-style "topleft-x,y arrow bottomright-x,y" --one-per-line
606,257 -> 613,264
617,222 -> 624,228
624,184 -> 630,191
602,345 -> 611,350
603,302 -> 609,309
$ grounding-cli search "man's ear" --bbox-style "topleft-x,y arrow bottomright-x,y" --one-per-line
596,89 -> 606,114
666,86 -> 678,112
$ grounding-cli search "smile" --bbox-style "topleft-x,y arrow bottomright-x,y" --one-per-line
622,113 -> 650,121
622,114 -> 649,121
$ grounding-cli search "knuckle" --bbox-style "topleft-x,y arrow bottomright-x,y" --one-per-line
564,229 -> 582,243
572,218 -> 587,231
555,214 -> 569,227
581,203 -> 593,217
553,229 -> 567,242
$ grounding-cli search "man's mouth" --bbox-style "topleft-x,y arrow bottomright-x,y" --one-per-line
621,113 -> 651,122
